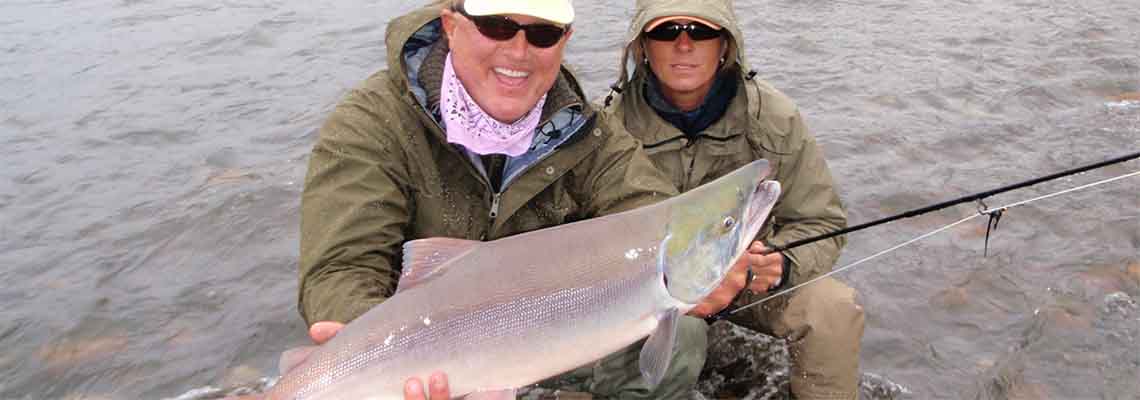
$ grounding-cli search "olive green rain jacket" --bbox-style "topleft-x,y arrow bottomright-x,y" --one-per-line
298,4 -> 678,325
604,0 -> 848,291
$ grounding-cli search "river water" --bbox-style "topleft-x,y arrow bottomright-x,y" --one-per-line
1,0 -> 1137,399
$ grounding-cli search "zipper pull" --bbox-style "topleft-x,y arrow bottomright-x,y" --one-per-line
489,193 -> 502,219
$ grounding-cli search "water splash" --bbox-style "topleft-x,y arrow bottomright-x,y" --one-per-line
163,377 -> 278,400
1104,100 -> 1140,109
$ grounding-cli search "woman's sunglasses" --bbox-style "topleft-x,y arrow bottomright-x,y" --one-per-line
645,21 -> 723,42
455,7 -> 569,49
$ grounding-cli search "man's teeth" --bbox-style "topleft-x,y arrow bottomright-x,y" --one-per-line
494,68 -> 529,78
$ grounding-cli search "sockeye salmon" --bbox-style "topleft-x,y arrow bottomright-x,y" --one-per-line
254,160 -> 779,399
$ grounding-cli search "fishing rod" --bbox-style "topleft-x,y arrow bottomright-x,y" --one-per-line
763,150 -> 1140,256
708,150 -> 1140,321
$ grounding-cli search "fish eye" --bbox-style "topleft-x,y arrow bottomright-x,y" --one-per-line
722,217 -> 735,229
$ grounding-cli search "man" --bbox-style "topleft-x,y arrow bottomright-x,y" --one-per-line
602,0 -> 866,398
298,0 -> 706,398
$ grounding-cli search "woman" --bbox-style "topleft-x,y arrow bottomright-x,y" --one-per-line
603,1 -> 865,398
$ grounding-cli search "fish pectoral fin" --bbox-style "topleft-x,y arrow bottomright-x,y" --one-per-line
463,388 -> 517,400
398,237 -> 481,293
278,345 -> 318,375
638,308 -> 680,388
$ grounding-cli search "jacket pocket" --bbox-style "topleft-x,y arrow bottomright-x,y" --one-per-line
745,124 -> 794,179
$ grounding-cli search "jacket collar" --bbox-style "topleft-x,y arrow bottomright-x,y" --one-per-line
642,69 -> 738,137
622,69 -> 749,146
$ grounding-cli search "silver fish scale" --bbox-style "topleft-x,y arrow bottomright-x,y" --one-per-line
290,267 -> 655,398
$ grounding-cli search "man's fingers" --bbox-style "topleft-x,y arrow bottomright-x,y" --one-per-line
688,302 -> 718,318
401,373 -> 448,400
751,241 -> 768,253
309,321 -> 345,345
687,242 -> 784,318
404,377 -> 426,400
747,274 -> 781,293
428,372 -> 450,399
688,285 -> 737,317
689,297 -> 722,317
744,243 -> 784,293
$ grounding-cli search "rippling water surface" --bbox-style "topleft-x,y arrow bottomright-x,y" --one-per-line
2,0 -> 1137,399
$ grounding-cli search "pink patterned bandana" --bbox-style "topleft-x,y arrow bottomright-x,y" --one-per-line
440,52 -> 545,156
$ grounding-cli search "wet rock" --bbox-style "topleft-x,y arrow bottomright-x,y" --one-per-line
697,321 -> 791,400
1102,292 -> 1137,315
1072,267 -> 1130,294
223,377 -> 276,396
869,94 -> 907,110
930,286 -> 970,309
37,336 -> 129,368
1110,92 -> 1140,102
1033,306 -> 1092,330
969,357 -> 1050,400
1126,263 -> 1140,285
697,321 -> 906,400
165,326 -> 196,347
975,357 -> 997,370
1005,382 -> 1051,400
168,377 -> 278,400
860,372 -> 912,399
59,395 -> 117,400
222,364 -> 265,389
204,168 -> 259,186
1061,351 -> 1109,368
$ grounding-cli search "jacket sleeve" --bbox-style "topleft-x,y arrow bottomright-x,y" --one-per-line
574,113 -> 679,217
765,111 -> 848,286
298,86 -> 411,326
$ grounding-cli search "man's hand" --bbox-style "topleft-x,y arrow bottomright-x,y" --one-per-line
403,372 -> 450,400
686,241 -> 784,318
308,321 -> 344,344
308,322 -> 451,399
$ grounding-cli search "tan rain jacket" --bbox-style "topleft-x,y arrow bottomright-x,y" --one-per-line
604,0 -> 848,291
299,4 -> 678,325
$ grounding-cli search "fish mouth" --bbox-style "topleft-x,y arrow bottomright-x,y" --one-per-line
741,180 -> 781,251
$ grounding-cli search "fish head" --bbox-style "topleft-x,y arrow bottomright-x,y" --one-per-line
661,160 -> 781,306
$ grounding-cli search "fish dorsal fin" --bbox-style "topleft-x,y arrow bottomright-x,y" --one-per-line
398,237 -> 480,293
278,345 -> 319,375
639,307 -> 680,388
463,389 -> 517,399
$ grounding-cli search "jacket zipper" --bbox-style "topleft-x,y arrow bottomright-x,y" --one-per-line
409,93 -> 581,239
684,137 -> 699,192
489,193 -> 502,219
483,117 -> 579,227
411,98 -> 502,236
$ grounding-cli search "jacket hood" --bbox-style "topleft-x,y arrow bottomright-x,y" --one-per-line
384,4 -> 447,94
613,0 -> 750,91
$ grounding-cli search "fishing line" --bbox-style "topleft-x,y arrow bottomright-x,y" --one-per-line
731,215 -> 979,315
979,169 -> 1140,213
728,167 -> 1140,315
760,150 -> 1140,256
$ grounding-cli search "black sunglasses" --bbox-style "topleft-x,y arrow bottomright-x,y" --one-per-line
645,21 -> 723,42
455,7 -> 569,49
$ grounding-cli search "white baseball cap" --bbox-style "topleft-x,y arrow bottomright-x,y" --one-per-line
462,0 -> 575,25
